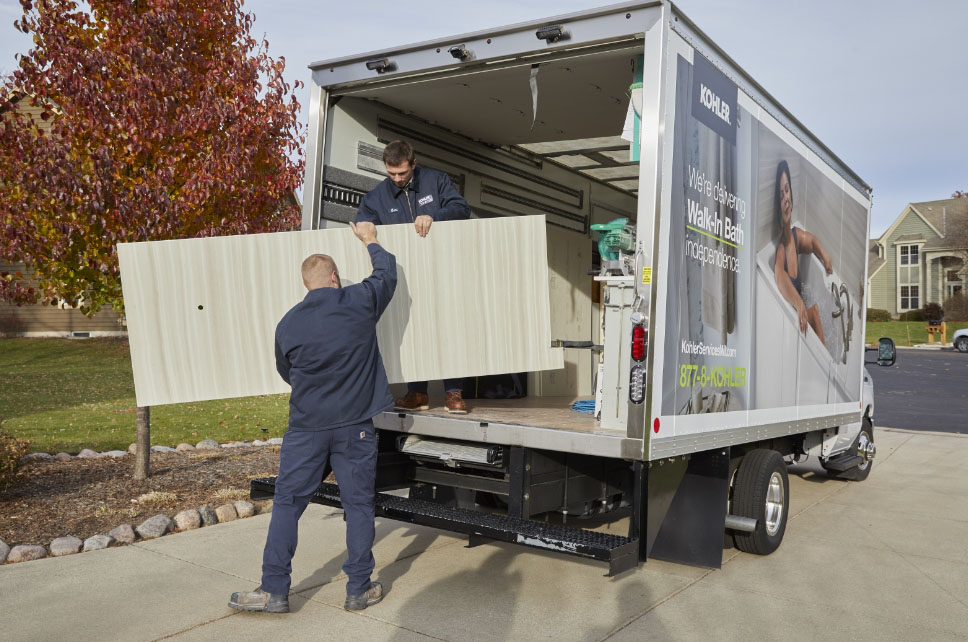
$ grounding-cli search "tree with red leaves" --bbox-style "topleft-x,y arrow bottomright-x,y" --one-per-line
0,0 -> 304,315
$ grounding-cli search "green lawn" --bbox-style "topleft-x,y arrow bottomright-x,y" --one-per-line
866,321 -> 968,347
0,338 -> 289,453
2,322 -> 962,452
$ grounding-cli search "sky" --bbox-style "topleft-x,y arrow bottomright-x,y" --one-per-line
1,0 -> 965,237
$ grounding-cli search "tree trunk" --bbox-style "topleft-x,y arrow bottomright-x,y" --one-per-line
133,405 -> 150,480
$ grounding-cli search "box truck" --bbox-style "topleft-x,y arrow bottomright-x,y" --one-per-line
252,0 -> 897,573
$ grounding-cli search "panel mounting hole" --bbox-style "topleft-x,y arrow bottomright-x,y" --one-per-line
197,305 -> 204,310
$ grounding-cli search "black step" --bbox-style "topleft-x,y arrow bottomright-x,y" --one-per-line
250,477 -> 638,576
823,454 -> 863,472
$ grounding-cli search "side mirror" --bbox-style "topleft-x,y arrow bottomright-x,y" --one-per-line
877,337 -> 896,366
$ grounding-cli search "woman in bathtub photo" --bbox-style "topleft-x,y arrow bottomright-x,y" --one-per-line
773,160 -> 833,344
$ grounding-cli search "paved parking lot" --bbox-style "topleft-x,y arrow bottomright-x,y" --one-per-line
2,428 -> 967,641
868,348 -> 967,433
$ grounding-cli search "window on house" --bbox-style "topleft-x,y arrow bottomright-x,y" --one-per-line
898,244 -> 921,310
946,269 -> 963,300
899,244 -> 919,265
900,285 -> 919,310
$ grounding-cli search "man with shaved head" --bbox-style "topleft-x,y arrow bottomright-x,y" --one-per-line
230,221 -> 396,614
301,253 -> 340,289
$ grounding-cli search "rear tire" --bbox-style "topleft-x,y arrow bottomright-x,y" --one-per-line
955,336 -> 968,353
732,449 -> 788,556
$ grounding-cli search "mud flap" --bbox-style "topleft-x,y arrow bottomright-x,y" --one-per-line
646,448 -> 730,569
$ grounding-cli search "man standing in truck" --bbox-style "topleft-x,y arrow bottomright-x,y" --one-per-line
228,220 -> 395,614
355,139 -> 472,414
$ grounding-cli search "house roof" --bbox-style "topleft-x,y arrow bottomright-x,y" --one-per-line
0,89 -> 25,114
1,91 -> 58,134
893,233 -> 926,244
923,237 -> 966,251
910,197 -> 968,248
868,240 -> 885,278
878,196 -> 968,249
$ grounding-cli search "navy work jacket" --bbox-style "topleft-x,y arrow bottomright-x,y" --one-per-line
274,243 -> 397,431
355,166 -> 471,226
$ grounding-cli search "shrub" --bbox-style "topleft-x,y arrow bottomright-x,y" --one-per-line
0,313 -> 26,337
0,431 -> 31,495
921,302 -> 944,322
899,309 -> 923,321
944,294 -> 968,321
866,308 -> 891,322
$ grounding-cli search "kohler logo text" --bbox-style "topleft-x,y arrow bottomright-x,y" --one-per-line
699,83 -> 730,125
688,53 -> 737,144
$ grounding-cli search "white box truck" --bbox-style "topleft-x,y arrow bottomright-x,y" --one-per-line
253,0 -> 897,574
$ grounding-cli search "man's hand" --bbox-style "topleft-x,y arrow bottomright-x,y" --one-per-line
349,221 -> 378,245
414,215 -> 433,238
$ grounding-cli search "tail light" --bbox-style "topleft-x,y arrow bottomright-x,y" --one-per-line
629,364 -> 645,403
631,324 -> 646,362
629,325 -> 647,403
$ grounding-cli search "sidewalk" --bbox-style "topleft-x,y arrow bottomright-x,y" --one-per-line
3,428 -> 967,641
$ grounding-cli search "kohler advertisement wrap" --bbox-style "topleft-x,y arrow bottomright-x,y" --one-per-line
661,53 -> 866,418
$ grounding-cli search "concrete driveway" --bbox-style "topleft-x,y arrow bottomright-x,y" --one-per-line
2,427 -> 967,641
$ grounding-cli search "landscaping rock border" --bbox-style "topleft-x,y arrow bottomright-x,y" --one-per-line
20,437 -> 283,465
0,500 -> 271,564
5,438 -> 278,565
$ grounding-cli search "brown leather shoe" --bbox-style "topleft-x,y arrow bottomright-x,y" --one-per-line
394,391 -> 429,411
445,391 -> 468,414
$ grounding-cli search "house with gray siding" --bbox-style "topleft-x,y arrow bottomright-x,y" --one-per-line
867,197 -> 968,317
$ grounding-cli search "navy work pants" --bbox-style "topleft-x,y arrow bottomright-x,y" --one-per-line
408,379 -> 462,394
261,420 -> 377,596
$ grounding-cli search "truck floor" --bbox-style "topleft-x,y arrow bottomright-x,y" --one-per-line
374,396 -> 639,458
393,396 -> 621,436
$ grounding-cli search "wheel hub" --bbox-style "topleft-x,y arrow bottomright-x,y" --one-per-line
765,471 -> 785,536
858,432 -> 875,463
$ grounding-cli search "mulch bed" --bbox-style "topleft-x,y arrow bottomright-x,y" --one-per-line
1,448 -> 283,547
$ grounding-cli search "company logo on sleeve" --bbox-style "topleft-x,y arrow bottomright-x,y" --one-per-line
691,54 -> 738,145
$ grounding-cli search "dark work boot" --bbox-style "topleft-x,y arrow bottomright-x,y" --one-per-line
228,588 -> 290,613
344,581 -> 384,611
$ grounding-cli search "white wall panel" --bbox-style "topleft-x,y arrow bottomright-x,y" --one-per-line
118,216 -> 563,406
